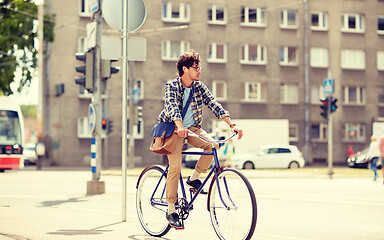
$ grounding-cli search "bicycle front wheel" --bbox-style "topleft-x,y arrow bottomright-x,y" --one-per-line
209,169 -> 257,240
136,165 -> 171,237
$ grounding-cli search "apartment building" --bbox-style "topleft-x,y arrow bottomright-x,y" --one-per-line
44,0 -> 384,167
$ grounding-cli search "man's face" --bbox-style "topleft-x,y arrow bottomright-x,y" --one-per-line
188,63 -> 201,81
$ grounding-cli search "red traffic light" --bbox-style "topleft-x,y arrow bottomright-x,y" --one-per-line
102,119 -> 107,129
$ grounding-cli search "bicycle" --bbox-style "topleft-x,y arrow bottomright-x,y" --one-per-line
136,131 -> 257,240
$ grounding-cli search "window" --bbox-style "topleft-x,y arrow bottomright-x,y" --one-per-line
78,117 -> 91,138
289,123 -> 299,142
240,7 -> 266,27
244,82 -> 266,102
378,87 -> 384,104
377,51 -> 384,70
341,13 -> 365,33
280,84 -> 298,104
310,85 -> 325,104
212,81 -> 227,100
310,47 -> 329,68
342,123 -> 366,141
341,49 -> 365,70
161,40 -> 190,61
79,0 -> 90,17
207,43 -> 227,63
78,37 -> 87,53
129,78 -> 144,101
311,12 -> 328,31
78,86 -> 106,99
311,123 -> 327,141
162,2 -> 190,23
77,117 -> 107,138
280,46 -> 298,65
127,108 -> 144,139
208,5 -> 227,25
240,44 -> 267,65
378,16 -> 384,33
280,9 -> 298,29
343,86 -> 366,104
78,86 -> 93,99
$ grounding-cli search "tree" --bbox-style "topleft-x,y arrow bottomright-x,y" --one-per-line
0,0 -> 55,95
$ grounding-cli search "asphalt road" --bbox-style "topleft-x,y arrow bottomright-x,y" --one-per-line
0,168 -> 383,240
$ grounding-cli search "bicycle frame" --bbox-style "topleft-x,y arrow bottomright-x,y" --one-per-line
148,144 -> 232,212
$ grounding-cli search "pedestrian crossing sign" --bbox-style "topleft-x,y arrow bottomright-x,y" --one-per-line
324,78 -> 334,95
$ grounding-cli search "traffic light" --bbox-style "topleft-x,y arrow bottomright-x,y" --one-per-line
75,51 -> 94,91
101,119 -> 107,130
330,97 -> 338,113
101,60 -> 120,80
134,106 -> 143,125
320,97 -> 329,120
107,120 -> 113,134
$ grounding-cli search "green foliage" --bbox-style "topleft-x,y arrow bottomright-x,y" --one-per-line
0,0 -> 55,95
20,104 -> 37,118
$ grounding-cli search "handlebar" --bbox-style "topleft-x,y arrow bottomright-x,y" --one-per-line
186,130 -> 238,144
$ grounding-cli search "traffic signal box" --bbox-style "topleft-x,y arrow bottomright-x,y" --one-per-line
101,119 -> 107,130
75,52 -> 94,91
101,60 -> 120,80
107,120 -> 113,134
330,97 -> 338,113
320,96 -> 338,120
320,97 -> 329,120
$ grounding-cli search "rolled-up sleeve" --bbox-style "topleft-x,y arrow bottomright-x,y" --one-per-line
199,83 -> 230,119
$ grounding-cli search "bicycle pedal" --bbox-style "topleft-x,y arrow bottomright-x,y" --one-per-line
189,188 -> 197,194
172,225 -> 185,230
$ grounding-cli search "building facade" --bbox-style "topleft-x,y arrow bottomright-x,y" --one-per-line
43,0 -> 384,167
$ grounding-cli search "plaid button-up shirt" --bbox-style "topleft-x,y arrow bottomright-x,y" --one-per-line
157,77 -> 230,128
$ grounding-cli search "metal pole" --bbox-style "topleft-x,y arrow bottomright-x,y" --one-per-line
121,0 -> 129,222
37,2 -> 44,170
103,91 -> 109,169
303,0 -> 310,163
327,97 -> 334,179
128,61 -> 135,168
327,71 -> 333,179
92,12 -> 103,181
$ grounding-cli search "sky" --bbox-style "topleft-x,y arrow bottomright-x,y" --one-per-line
9,0 -> 43,106
9,76 -> 39,106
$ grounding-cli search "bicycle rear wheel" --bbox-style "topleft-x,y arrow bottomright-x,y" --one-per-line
209,169 -> 257,240
136,165 -> 171,237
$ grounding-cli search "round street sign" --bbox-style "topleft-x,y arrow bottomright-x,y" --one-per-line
102,0 -> 147,33
89,103 -> 96,134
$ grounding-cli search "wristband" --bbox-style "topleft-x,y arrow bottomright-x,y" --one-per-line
229,124 -> 236,128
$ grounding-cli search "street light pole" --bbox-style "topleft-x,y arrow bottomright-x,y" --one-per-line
121,0 -> 129,222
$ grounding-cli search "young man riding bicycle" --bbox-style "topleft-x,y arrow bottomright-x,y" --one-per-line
156,49 -> 243,228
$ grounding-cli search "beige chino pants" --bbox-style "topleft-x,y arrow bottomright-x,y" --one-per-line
166,126 -> 218,204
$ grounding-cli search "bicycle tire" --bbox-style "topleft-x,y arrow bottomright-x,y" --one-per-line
208,169 -> 257,240
136,165 -> 171,237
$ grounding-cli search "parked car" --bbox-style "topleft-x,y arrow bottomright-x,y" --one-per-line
23,143 -> 37,165
182,133 -> 226,169
231,145 -> 305,169
182,146 -> 226,169
346,147 -> 382,169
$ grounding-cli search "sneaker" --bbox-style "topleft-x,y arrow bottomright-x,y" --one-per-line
166,212 -> 184,229
186,177 -> 208,194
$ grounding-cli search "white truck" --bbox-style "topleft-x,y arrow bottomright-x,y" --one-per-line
213,119 -> 290,154
183,119 -> 290,168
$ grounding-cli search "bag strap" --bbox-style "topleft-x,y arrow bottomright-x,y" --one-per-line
181,84 -> 194,119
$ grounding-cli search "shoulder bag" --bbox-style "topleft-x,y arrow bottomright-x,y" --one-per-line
150,85 -> 194,155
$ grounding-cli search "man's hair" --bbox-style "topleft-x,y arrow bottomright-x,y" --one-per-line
176,49 -> 200,77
